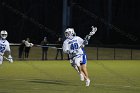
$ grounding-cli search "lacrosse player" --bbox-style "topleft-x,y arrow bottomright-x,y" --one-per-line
62,27 -> 97,86
0,30 -> 13,64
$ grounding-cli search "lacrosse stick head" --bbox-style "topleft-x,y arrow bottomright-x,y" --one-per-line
91,26 -> 97,32
89,26 -> 97,36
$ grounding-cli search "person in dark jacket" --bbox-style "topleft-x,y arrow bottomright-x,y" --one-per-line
55,37 -> 63,60
18,40 -> 25,59
41,37 -> 49,60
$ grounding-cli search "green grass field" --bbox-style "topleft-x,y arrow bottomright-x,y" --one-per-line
0,60 -> 140,93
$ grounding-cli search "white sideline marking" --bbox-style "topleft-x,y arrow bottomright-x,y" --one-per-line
0,78 -> 4,80
33,88 -> 41,90
94,83 -> 140,89
13,79 -> 26,81
95,83 -> 130,87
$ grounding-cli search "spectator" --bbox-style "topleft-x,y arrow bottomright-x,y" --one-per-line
55,37 -> 63,60
24,38 -> 33,59
18,40 -> 25,59
41,37 -> 48,60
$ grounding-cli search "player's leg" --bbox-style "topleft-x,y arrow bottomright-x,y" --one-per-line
80,71 -> 85,81
80,54 -> 90,86
81,64 -> 90,86
70,59 -> 80,73
81,64 -> 89,79
0,56 -> 3,65
0,61 -> 2,65
70,57 -> 85,81
71,63 -> 84,81
74,56 -> 86,81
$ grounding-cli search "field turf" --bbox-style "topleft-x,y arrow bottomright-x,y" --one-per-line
0,60 -> 140,93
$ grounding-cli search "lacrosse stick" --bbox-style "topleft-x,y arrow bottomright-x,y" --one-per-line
84,26 -> 97,41
81,26 -> 97,47
70,26 -> 97,57
0,54 -> 11,62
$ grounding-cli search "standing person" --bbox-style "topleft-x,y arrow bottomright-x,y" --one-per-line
41,37 -> 48,60
55,37 -> 63,60
24,38 -> 33,59
62,27 -> 97,86
18,40 -> 25,59
0,30 -> 13,64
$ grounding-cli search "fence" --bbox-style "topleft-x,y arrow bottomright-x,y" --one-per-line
10,45 -> 140,60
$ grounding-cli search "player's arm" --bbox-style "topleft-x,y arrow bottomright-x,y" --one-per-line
62,41 -> 69,54
63,40 -> 77,59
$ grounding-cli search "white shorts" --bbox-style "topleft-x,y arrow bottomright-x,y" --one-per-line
70,54 -> 87,67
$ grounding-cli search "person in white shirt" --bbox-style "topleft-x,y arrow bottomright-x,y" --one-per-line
24,38 -> 33,59
63,27 -> 97,86
0,30 -> 13,64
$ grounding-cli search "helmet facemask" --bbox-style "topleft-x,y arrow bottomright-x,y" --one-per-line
1,30 -> 8,39
65,28 -> 75,39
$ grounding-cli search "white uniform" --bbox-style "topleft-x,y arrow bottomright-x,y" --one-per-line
63,36 -> 87,66
0,39 -> 11,64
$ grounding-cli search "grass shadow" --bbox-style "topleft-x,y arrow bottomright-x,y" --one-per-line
29,79 -> 69,85
28,79 -> 79,86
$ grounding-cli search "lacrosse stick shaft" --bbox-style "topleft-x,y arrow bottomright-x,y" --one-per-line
0,54 -> 10,62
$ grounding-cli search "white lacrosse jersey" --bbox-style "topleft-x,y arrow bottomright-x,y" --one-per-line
0,39 -> 10,55
63,36 -> 84,56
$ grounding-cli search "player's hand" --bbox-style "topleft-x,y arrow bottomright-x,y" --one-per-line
72,50 -> 78,54
71,50 -> 78,57
68,50 -> 78,58
8,55 -> 13,63
85,35 -> 91,41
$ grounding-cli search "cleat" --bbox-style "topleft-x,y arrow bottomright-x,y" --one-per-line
86,79 -> 90,86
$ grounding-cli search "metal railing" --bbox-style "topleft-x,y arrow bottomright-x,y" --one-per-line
10,45 -> 140,60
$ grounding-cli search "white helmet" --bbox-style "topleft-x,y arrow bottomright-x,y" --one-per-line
65,28 -> 75,39
1,30 -> 8,39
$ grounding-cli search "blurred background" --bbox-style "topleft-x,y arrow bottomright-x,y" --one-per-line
0,0 -> 140,60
